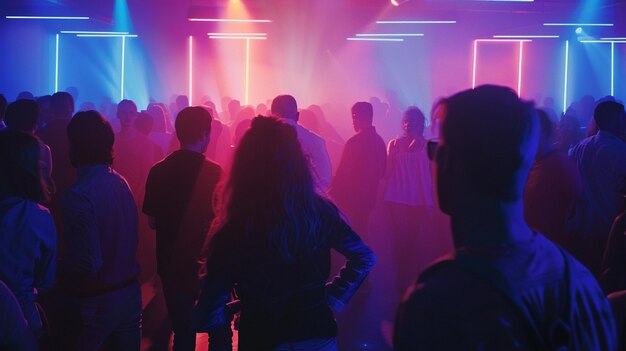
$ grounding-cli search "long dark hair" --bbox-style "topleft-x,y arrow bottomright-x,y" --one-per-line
0,129 -> 47,203
215,116 -> 339,261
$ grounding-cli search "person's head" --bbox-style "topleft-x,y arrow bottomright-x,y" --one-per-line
50,91 -> 74,120
176,95 -> 189,110
228,99 -> 241,118
402,106 -> 426,137
271,95 -> 299,121
351,102 -> 373,132
434,85 -> 538,214
5,99 -> 40,133
117,99 -> 138,129
594,101 -> 626,135
222,116 -> 329,260
16,91 -> 35,101
67,110 -> 115,168
134,111 -> 154,136
0,129 -> 47,203
147,103 -> 167,133
175,106 -> 212,152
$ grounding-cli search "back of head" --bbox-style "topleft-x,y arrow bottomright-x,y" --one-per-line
441,85 -> 538,201
0,129 -> 46,202
175,106 -> 212,145
5,99 -> 40,133
352,101 -> 374,124
594,101 -> 626,134
0,94 -> 7,120
176,95 -> 190,110
134,111 -> 154,136
271,95 -> 298,121
536,109 -> 554,140
50,92 -> 74,120
67,111 -> 115,167
16,91 -> 35,101
147,104 -> 167,133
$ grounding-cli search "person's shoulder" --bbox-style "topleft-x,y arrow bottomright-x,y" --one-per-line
202,158 -> 223,174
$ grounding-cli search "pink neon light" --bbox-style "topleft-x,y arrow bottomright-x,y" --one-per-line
188,36 -> 193,106
518,41 -> 523,96
472,39 -> 530,93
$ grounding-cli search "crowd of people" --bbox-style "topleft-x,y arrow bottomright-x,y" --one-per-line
0,85 -> 625,350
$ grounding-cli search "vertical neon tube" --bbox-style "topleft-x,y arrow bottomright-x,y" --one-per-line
517,40 -> 523,96
189,36 -> 193,106
611,41 -> 615,96
120,36 -> 126,101
55,34 -> 59,93
563,40 -> 569,113
245,38 -> 250,105
472,40 -> 478,88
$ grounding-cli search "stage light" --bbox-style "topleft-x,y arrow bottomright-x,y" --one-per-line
61,31 -> 129,34
189,18 -> 271,23
6,15 -> 89,20
493,35 -> 559,39
245,39 -> 250,106
346,38 -> 404,42
207,33 -> 266,36
120,35 -> 126,101
376,20 -> 456,24
472,39 -> 531,95
189,36 -> 193,106
390,0 -> 411,6
601,37 -> 626,40
356,33 -> 424,37
611,42 -> 614,96
575,27 -> 583,34
580,40 -> 626,43
75,34 -> 138,37
209,36 -> 267,40
544,23 -> 613,27
563,40 -> 569,113
55,34 -> 59,93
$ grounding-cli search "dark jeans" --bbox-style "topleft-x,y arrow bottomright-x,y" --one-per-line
161,277 -> 197,351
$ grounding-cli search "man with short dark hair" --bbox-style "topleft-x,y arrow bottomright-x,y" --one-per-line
271,95 -> 332,192
61,110 -> 141,350
330,101 -> 386,242
143,106 -> 223,350
569,101 -> 626,275
394,86 -> 616,350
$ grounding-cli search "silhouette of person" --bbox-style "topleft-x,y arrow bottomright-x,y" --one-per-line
193,116 -> 375,350
60,110 -> 141,350
143,106 -> 223,350
271,95 -> 332,192
394,85 -> 617,350
330,102 -> 386,243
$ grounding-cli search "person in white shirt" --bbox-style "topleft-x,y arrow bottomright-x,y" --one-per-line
270,95 -> 332,192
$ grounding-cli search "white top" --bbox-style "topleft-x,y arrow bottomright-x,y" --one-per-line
384,136 -> 435,207
283,118 -> 332,193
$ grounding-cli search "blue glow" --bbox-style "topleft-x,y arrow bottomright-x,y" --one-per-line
114,0 -> 134,32
376,20 -> 456,24
563,40 -> 569,113
602,37 -> 626,40
6,16 -> 89,20
347,38 -> 404,42
580,40 -> 626,43
61,31 -> 129,34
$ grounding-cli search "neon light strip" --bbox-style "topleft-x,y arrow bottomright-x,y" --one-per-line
347,37 -> 404,42
563,40 -> 569,113
475,39 -> 532,42
601,37 -> 626,40
472,40 -> 478,88
61,31 -> 129,34
6,16 -> 90,20
55,34 -> 59,93
376,20 -> 456,24
207,33 -> 266,36
580,40 -> 626,44
120,36 -> 126,101
189,36 -> 193,106
611,42 -> 615,96
493,35 -> 559,38
76,34 -> 138,37
245,38 -> 250,105
544,23 -> 613,26
189,18 -> 271,23
209,36 -> 267,40
518,41 -> 523,96
356,33 -> 424,37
